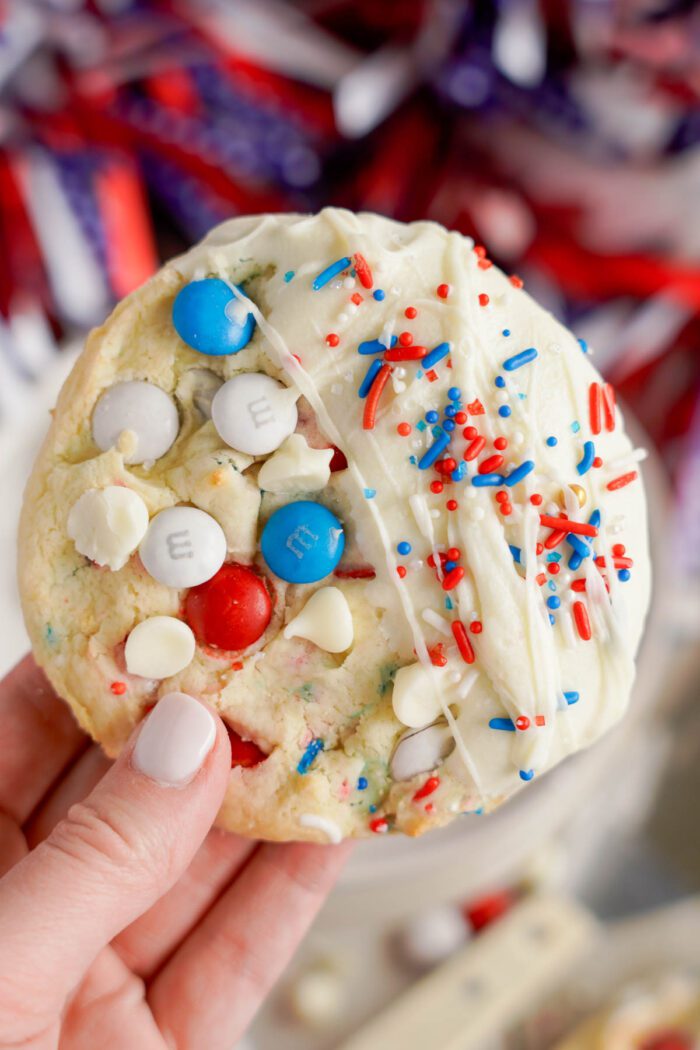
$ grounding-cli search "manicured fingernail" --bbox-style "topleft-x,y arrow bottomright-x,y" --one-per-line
132,692 -> 216,786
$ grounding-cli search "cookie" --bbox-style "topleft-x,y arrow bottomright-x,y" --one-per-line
19,209 -> 651,842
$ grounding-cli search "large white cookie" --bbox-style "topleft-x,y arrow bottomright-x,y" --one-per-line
19,209 -> 651,842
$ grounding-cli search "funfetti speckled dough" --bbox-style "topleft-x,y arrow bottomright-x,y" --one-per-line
19,209 -> 652,843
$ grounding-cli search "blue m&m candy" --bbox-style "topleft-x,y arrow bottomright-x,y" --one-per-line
261,501 -> 345,584
172,278 -> 255,356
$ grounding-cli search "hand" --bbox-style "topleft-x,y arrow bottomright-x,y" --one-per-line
0,657 -> 351,1050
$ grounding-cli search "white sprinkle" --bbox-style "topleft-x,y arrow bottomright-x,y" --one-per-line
422,609 -> 451,636
409,559 -> 424,572
343,276 -> 355,289
430,509 -> 441,519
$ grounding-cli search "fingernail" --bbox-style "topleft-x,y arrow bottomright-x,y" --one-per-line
132,692 -> 216,786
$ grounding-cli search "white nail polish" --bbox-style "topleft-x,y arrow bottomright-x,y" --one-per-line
132,692 -> 216,786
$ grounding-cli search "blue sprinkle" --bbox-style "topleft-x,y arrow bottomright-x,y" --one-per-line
451,463 -> 466,482
546,551 -> 562,562
444,419 -> 456,432
495,375 -> 506,388
549,614 -> 556,625
618,568 -> 631,582
444,596 -> 454,610
502,329 -> 511,336
577,440 -> 596,475
373,289 -> 385,301
444,405 -> 457,418
284,270 -> 295,283
569,551 -> 584,571
548,580 -> 557,592
498,405 -> 511,418
418,430 -> 451,470
505,460 -> 535,487
547,596 -> 561,610
431,425 -> 443,437
357,776 -> 368,790
472,473 -> 506,487
409,455 -> 417,465
448,386 -> 461,401
518,393 -> 527,400
416,370 -> 424,379
426,410 -> 439,423
520,769 -> 535,782
489,717 -> 515,732
397,541 -> 412,556
422,341 -> 450,369
567,533 -> 592,559
364,488 -> 376,499
588,509 -> 601,528
578,338 -> 588,353
445,560 -> 458,572
503,347 -> 538,371
313,257 -> 351,291
564,691 -> 580,705
358,359 -> 383,398
416,420 -> 427,431
546,436 -> 557,447
368,803 -> 377,812
571,420 -> 581,434
358,335 -> 398,355
509,545 -> 522,564
297,738 -> 324,774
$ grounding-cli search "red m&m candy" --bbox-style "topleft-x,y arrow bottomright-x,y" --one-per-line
185,563 -> 272,651
226,726 -> 267,769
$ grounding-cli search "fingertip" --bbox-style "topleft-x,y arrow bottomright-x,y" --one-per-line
130,692 -> 227,790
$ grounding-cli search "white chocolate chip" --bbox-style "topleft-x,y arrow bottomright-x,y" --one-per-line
391,722 -> 455,780
284,587 -> 353,653
125,616 -> 195,678
67,486 -> 149,571
391,662 -> 447,729
257,434 -> 332,494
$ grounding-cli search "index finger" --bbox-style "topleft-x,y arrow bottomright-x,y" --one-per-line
0,655 -> 86,824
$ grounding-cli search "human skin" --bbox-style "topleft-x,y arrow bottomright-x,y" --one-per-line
0,656 -> 351,1050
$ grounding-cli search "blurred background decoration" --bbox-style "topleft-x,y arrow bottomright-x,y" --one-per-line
2,2 -> 700,1047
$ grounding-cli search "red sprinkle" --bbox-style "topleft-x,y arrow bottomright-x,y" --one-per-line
500,503 -> 512,516
595,556 -> 633,569
363,363 -> 392,430
535,542 -> 544,555
612,543 -> 626,556
495,490 -> 508,503
589,382 -> 602,435
593,456 -> 604,468
397,422 -> 411,436
231,661 -> 244,671
435,457 -> 458,475
516,716 -> 530,731
397,565 -> 407,579
329,446 -> 348,472
442,566 -> 465,590
536,573 -> 547,586
430,480 -> 444,494
428,643 -> 448,667
405,306 -> 417,319
530,493 -> 543,506
478,293 -> 490,307
493,437 -> 508,451
573,601 -> 592,640
427,552 -> 448,568
352,252 -> 373,289
463,425 -> 478,439
334,566 -> 377,579
452,620 -> 475,664
446,499 -> 459,512
437,283 -> 450,299
535,715 -> 546,727
539,515 -> 598,538
413,776 -> 440,801
399,331 -> 414,346
547,563 -> 560,575
544,529 -> 568,550
607,470 -> 638,491
474,245 -> 487,258
384,345 -> 427,361
426,369 -> 439,382
469,621 -> 482,634
571,579 -> 587,592
509,274 -> 524,288
479,454 -> 505,474
326,333 -> 339,347
464,436 -> 486,461
478,258 -> 493,270
351,292 -> 363,306
467,399 -> 485,415
369,816 -> 389,834
603,383 -> 616,431
454,411 -> 467,424
110,681 -> 127,695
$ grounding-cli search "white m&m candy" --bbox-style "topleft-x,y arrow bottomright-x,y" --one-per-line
67,486 -> 149,571
211,372 -> 298,456
139,506 -> 226,588
92,381 -> 179,465
125,616 -> 195,678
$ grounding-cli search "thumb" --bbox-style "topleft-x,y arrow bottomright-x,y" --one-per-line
0,691 -> 230,1022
